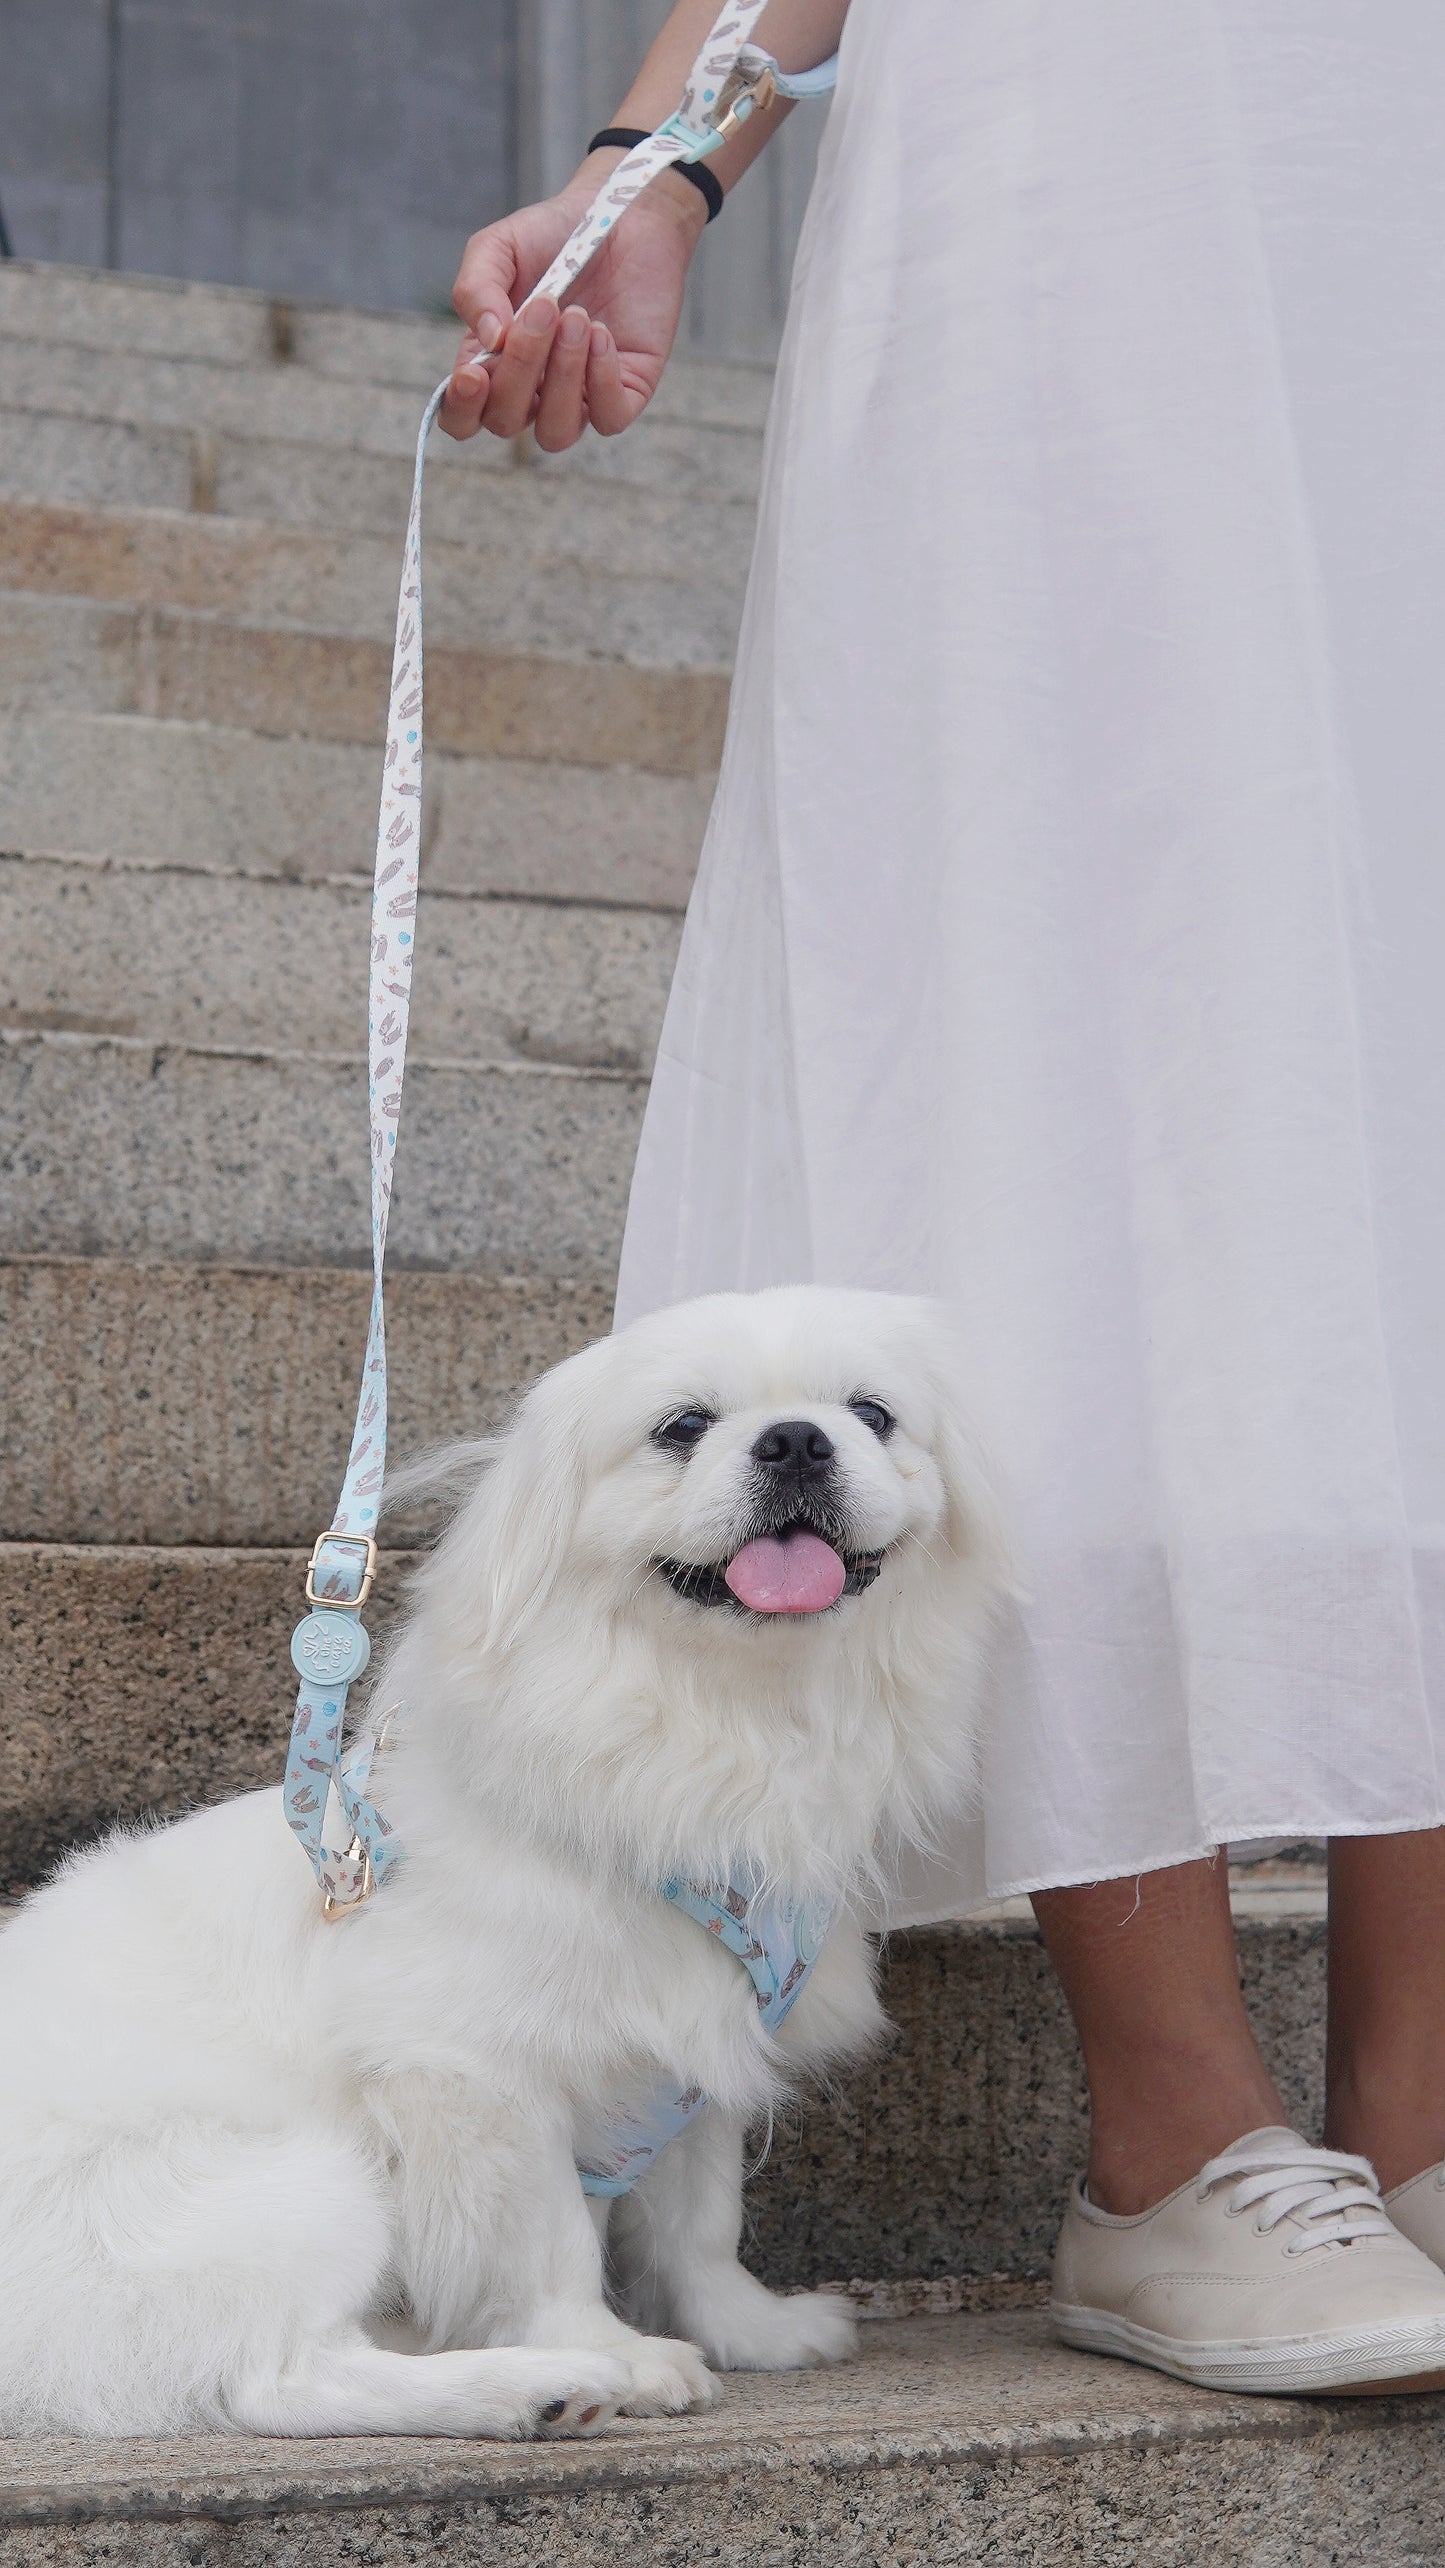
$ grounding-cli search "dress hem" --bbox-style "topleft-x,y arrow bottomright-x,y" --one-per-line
899,1809 -> 1445,1927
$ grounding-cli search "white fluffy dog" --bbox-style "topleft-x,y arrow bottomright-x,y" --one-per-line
0,1286 -> 1001,2441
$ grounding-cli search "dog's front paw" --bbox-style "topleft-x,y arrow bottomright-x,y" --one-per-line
616,2334 -> 719,2416
513,2350 -> 633,2438
691,2281 -> 859,2373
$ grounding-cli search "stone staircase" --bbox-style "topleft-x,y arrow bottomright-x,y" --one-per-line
0,262 -> 1437,2564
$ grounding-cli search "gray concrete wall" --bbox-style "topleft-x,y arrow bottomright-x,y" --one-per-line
0,0 -> 825,356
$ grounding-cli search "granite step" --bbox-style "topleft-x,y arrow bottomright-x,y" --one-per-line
0,712 -> 712,905
0,339 -> 766,516
1,852 -> 681,1069
0,490 -> 757,647
0,1032 -> 644,1271
0,394 -> 765,528
0,590 -> 732,767
0,260 -> 775,427
5,2308 -> 1439,2568
0,1259 -> 610,1547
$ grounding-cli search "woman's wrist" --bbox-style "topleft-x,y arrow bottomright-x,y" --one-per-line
567,147 -> 711,246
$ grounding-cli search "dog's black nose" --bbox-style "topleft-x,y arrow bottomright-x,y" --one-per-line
752,1418 -> 836,1477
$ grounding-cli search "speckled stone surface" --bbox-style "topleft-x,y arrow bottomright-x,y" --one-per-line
743,1915 -> 1325,2291
0,710 -> 713,905
3,381 -> 765,526
0,314 -> 767,525
0,1036 -> 644,1271
2,2314 -> 1441,2568
1,857 -> 681,1072
0,486 -> 758,631
2,588 -> 733,762
0,505 -> 744,667
0,409 -> 193,513
0,1261 -> 611,1545
0,287 -> 770,445
0,1543 -> 404,1893
0,261 -> 775,429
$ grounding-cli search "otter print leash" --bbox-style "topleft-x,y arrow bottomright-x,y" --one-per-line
283,3 -> 837,1915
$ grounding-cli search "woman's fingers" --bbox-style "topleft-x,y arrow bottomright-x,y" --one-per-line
451,225 -> 518,351
481,296 -> 561,439
438,335 -> 493,441
439,296 -> 584,449
532,306 -> 593,452
442,219 -> 521,441
585,323 -> 641,438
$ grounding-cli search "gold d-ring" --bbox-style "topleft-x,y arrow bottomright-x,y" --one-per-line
322,1839 -> 375,1922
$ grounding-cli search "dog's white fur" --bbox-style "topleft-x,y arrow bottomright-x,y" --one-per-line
0,1286 -> 1001,2440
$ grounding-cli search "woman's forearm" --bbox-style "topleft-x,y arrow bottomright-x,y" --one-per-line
608,0 -> 852,199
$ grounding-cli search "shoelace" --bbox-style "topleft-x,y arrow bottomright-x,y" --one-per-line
1195,2134 -> 1395,2257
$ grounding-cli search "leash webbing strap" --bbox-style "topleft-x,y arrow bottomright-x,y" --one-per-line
284,379 -> 445,1910
282,5 -> 838,1914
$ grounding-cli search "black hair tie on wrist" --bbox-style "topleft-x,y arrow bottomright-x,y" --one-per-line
587,126 -> 724,223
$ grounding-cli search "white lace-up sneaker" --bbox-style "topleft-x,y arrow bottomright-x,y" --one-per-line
1052,2126 -> 1445,2394
1385,2159 -> 1445,2268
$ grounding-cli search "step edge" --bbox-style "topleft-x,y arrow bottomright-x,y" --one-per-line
0,584 -> 735,684
0,1024 -> 649,1085
0,2311 -> 1366,2529
0,844 -> 691,920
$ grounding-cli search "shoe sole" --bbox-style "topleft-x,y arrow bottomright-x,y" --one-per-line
1052,2301 -> 1445,2397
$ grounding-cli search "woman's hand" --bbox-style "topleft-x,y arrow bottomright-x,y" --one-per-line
440,159 -> 706,450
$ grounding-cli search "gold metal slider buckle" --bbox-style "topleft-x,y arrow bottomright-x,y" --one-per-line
707,60 -> 778,146
305,1530 -> 379,1611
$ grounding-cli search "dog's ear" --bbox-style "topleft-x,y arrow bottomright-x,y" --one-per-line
446,1356 -> 594,1654
916,1317 -> 1009,1584
935,1399 -> 1007,1579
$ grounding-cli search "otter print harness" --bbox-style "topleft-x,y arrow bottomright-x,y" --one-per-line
280,6 -> 838,2187
577,1877 -> 830,2195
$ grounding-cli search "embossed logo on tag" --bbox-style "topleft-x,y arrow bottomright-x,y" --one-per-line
290,1611 -> 371,1688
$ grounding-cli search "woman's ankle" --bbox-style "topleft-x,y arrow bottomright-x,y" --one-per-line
1325,2062 -> 1445,2195
1032,1860 -> 1287,2216
1084,2063 -> 1288,2215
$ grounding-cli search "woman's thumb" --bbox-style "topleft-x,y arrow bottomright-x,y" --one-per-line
452,226 -> 520,353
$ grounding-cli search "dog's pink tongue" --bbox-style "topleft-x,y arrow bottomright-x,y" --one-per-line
725,1531 -> 847,1614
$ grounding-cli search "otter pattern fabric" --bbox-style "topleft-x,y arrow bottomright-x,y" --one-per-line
281,382 -> 442,1907
328,387 -> 441,1555
577,1880 -> 833,2196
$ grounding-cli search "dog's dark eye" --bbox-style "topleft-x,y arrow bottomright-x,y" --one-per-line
850,1398 -> 894,1440
652,1410 -> 715,1454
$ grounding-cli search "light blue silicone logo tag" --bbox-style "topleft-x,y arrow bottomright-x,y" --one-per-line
291,1611 -> 372,1688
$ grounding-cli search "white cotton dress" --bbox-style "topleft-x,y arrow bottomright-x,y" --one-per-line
614,0 -> 1445,1918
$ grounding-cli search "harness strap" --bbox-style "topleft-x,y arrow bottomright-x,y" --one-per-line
577,1879 -> 835,2197
282,5 -> 838,1914
662,1876 -> 826,2024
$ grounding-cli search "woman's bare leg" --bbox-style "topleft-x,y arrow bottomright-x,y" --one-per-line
1031,1855 -> 1287,2215
1325,1828 -> 1445,2192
